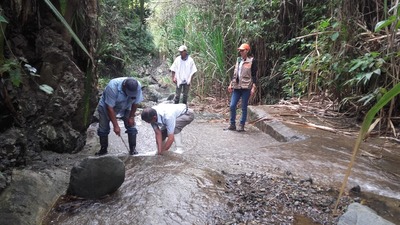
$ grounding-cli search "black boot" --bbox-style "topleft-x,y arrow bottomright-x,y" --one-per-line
173,94 -> 180,104
95,136 -> 108,156
128,133 -> 138,155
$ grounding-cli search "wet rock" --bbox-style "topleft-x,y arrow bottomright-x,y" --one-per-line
143,84 -> 165,102
0,169 -> 68,225
0,172 -> 6,191
338,203 -> 395,225
0,128 -> 27,168
67,156 -> 125,199
300,177 -> 313,184
350,185 -> 361,193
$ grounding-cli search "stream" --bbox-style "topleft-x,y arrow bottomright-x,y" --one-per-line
43,109 -> 400,224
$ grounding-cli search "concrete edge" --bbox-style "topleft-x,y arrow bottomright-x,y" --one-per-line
248,105 -> 307,142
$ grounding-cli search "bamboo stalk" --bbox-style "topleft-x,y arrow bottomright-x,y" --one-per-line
366,31 -> 400,42
294,31 -> 335,40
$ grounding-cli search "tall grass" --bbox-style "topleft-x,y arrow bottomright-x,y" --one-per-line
190,13 -> 227,97
149,2 -> 244,100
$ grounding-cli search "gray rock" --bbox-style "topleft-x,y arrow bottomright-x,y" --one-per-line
0,172 -> 6,191
67,156 -> 125,199
338,203 -> 395,225
0,169 -> 68,225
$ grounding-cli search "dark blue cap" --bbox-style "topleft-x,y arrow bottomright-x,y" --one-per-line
124,78 -> 138,97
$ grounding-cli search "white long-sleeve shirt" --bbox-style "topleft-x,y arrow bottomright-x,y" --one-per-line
170,55 -> 197,86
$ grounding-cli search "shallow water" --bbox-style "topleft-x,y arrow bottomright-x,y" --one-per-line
44,114 -> 400,224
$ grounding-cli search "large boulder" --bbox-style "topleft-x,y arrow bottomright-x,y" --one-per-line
338,203 -> 395,225
67,156 -> 125,199
0,169 -> 69,225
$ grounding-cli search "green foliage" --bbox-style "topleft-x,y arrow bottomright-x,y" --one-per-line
120,21 -> 155,59
189,10 -> 228,85
255,1 -> 331,101
0,14 -> 9,63
280,56 -> 307,97
98,77 -> 111,89
0,58 -> 54,95
375,2 -> 400,32
59,0 -> 67,15
357,88 -> 384,106
279,17 -> 339,98
1,12 -> 53,94
97,0 -> 155,77
344,52 -> 384,87
0,15 -> 7,23
338,53 -> 386,110
234,0 -> 280,39
150,4 -> 232,96
0,59 -> 21,87
168,8 -> 187,48
147,0 -> 399,122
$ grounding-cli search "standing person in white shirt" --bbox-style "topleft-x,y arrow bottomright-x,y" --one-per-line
170,45 -> 197,105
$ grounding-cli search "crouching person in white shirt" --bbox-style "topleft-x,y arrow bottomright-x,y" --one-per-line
141,103 -> 194,155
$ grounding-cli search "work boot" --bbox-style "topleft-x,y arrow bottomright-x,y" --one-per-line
173,95 -> 180,104
95,136 -> 108,156
174,132 -> 184,153
237,124 -> 245,132
182,96 -> 187,105
226,124 -> 236,131
128,133 -> 138,155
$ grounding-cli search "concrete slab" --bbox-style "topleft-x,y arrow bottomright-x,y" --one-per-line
248,105 -> 306,142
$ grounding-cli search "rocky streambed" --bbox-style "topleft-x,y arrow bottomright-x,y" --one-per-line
216,171 -> 399,225
2,97 -> 400,225
217,172 -> 351,224
42,166 -> 399,225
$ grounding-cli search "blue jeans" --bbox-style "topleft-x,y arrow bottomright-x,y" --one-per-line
97,105 -> 138,136
229,89 -> 251,126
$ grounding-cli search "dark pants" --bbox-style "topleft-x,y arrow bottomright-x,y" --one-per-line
174,84 -> 190,104
97,105 -> 138,136
161,109 -> 195,140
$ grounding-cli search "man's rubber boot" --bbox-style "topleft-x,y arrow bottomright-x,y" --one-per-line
128,133 -> 138,155
174,132 -> 184,153
95,136 -> 108,156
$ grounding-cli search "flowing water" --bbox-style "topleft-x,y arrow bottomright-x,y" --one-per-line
43,111 -> 400,224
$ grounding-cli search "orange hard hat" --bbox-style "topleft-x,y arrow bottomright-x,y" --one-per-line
237,43 -> 250,51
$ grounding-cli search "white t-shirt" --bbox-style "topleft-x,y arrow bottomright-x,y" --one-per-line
153,103 -> 187,134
